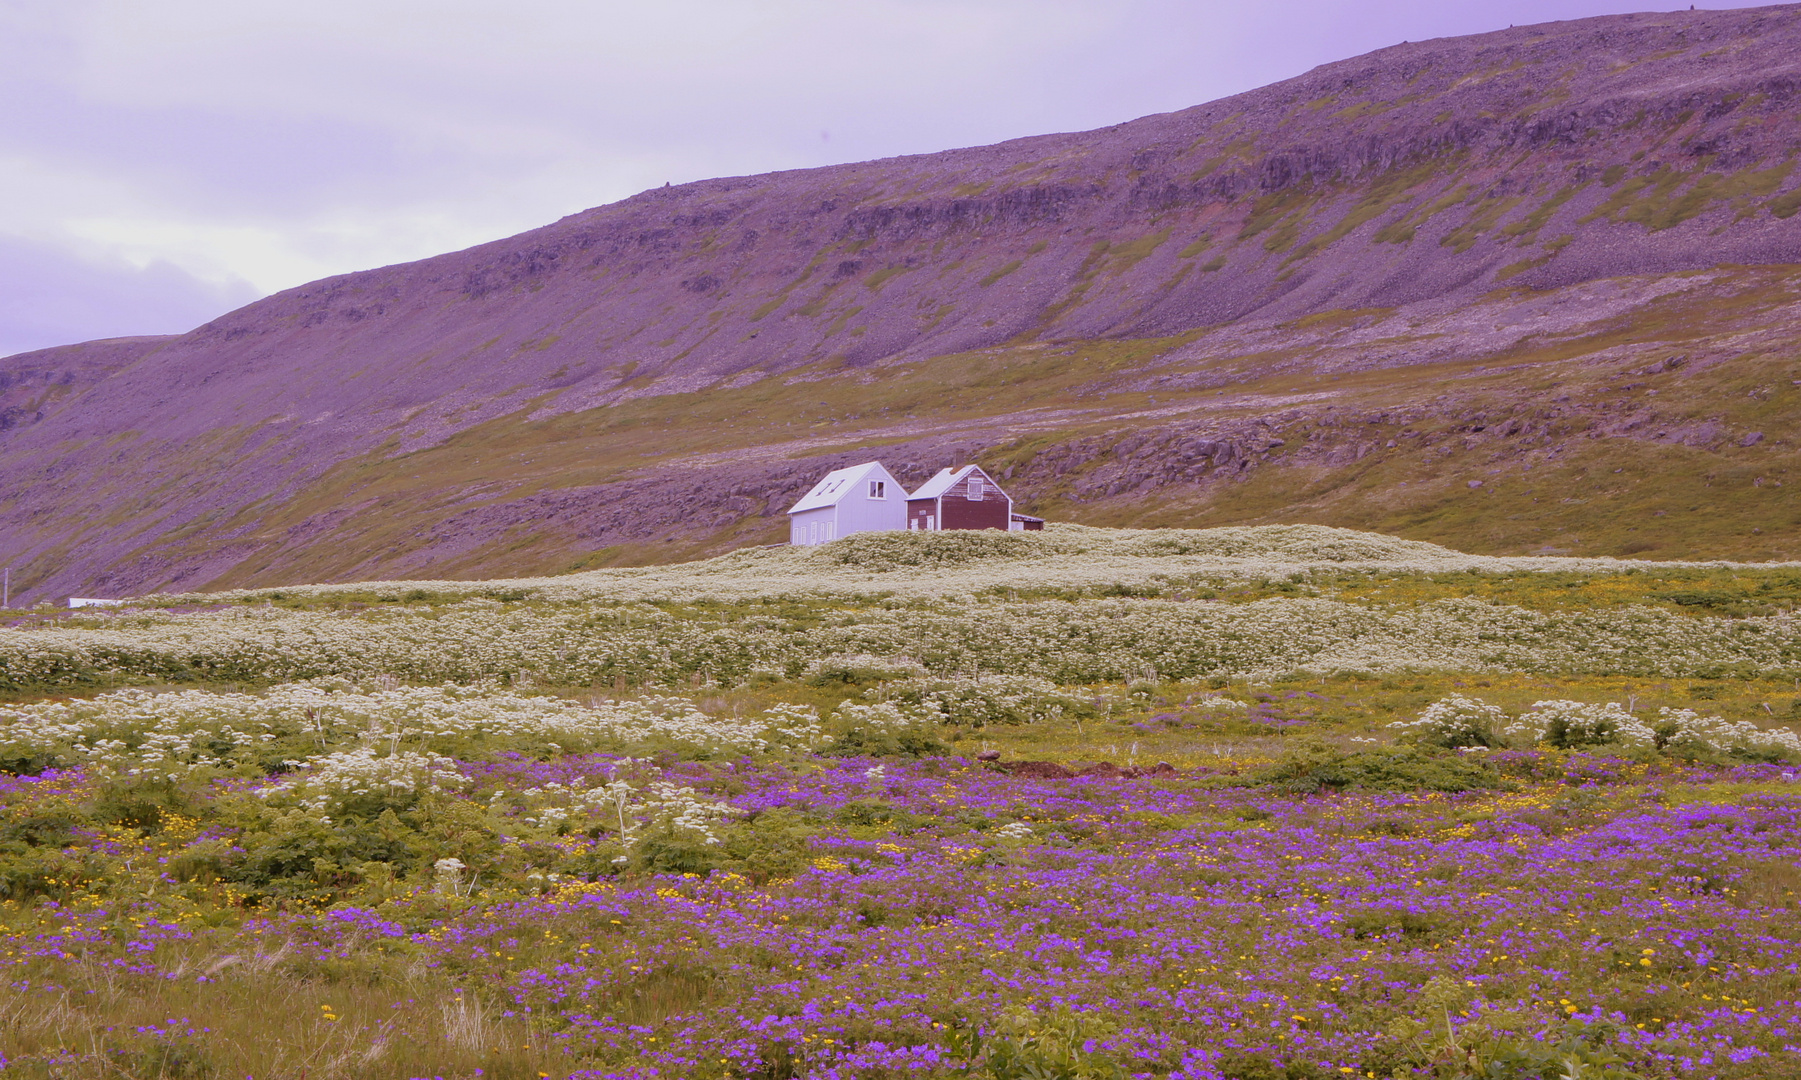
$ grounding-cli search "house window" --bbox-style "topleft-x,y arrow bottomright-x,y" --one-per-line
968,476 -> 985,501
869,480 -> 885,499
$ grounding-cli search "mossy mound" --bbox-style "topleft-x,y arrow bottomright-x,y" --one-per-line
805,523 -> 1465,574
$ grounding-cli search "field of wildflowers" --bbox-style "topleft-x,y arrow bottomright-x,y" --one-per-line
2,526 -> 1799,1079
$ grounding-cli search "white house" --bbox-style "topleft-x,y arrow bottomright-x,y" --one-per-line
787,461 -> 906,546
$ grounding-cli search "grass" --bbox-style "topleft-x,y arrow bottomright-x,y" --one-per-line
2,666 -> 1798,1076
4,542 -> 1801,1076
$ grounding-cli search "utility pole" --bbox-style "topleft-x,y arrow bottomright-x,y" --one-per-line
2,567 -> 8,610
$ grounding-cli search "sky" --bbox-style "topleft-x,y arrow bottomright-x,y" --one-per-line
0,0 -> 1717,358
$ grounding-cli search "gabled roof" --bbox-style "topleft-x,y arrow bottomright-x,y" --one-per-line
908,465 -> 1005,501
787,461 -> 895,514
906,466 -> 968,501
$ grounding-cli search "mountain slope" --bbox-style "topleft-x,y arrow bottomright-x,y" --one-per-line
4,5 -> 1801,604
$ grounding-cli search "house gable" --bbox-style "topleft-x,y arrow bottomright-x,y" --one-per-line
905,465 -> 1013,531
788,460 -> 906,544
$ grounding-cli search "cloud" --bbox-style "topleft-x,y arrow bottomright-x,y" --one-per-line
0,0 -> 1695,352
0,235 -> 258,359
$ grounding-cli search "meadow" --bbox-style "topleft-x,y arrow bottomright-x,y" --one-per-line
1,525 -> 1800,1080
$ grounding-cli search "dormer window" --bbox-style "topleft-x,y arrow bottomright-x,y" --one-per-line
869,480 -> 885,499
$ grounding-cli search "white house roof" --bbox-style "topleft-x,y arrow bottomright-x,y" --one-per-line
908,465 -> 981,501
788,461 -> 893,514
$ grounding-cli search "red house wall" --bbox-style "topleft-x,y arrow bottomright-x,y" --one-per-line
940,492 -> 1010,530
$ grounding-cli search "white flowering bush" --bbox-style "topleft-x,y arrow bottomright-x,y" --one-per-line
6,587 -> 1800,694
256,747 -> 469,816
1389,695 -> 1509,749
0,682 -> 828,779
1505,700 -> 1653,750
501,770 -> 738,846
1188,696 -> 1250,713
1652,707 -> 1801,758
826,700 -> 949,757
832,700 -> 945,732
1396,695 -> 1801,760
868,674 -> 1088,727
5,524 -> 1797,697
802,653 -> 927,685
636,781 -> 740,845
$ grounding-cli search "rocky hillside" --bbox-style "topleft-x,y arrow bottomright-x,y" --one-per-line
4,5 -> 1801,603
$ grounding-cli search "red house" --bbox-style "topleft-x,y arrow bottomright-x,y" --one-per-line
906,465 -> 1039,532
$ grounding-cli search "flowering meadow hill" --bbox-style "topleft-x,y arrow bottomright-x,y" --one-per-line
1,525 -> 1800,1079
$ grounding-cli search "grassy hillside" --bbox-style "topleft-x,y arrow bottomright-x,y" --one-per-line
9,8 -> 1801,601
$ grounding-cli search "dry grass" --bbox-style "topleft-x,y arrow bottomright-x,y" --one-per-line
0,938 -> 561,1079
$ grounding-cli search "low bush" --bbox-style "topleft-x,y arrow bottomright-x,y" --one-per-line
1247,743 -> 1515,794
1395,695 -> 1801,761
869,673 -> 1092,727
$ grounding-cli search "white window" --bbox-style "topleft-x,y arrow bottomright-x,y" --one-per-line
869,480 -> 885,499
968,475 -> 985,501
926,515 -> 936,530
907,518 -> 917,530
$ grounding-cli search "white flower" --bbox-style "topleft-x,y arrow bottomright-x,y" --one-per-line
433,857 -> 467,896
1390,695 -> 1508,748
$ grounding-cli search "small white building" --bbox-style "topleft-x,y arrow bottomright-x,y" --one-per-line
787,461 -> 906,546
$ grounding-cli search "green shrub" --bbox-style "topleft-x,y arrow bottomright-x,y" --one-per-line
1247,744 -> 1515,794
945,1006 -> 1127,1080
824,726 -> 948,758
1342,907 -> 1439,939
1210,1049 -> 1327,1079
635,829 -> 722,875
219,804 -> 425,901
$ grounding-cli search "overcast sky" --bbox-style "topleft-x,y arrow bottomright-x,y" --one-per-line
0,0 -> 1714,358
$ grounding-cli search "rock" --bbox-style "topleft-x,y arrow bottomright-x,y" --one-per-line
1077,763 -> 1126,778
995,760 -> 1073,779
